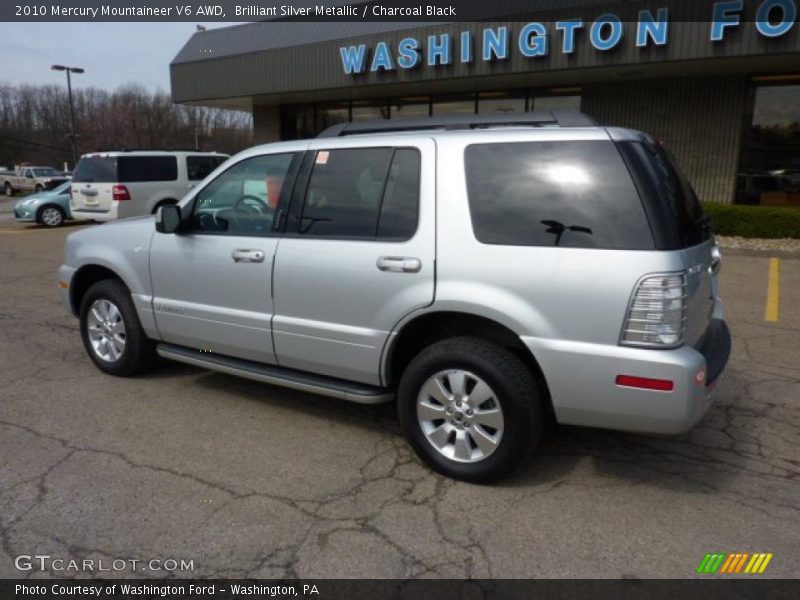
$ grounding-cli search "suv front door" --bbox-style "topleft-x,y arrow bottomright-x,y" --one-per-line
272,140 -> 435,385
150,151 -> 302,363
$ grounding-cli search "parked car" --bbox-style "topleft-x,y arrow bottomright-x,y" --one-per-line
57,113 -> 731,482
13,181 -> 73,227
70,150 -> 229,222
3,165 -> 69,196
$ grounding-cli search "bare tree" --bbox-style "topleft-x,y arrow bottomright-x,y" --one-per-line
0,83 -> 253,169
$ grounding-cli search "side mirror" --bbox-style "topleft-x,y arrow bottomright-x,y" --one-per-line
155,204 -> 182,234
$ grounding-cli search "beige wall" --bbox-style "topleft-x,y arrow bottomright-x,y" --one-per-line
584,75 -> 749,204
253,104 -> 281,144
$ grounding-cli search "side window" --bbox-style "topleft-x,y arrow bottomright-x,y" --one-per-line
300,147 -> 420,240
377,149 -> 421,240
187,155 -> 227,181
464,141 -> 654,250
118,156 -> 177,182
301,148 -> 393,238
189,153 -> 295,236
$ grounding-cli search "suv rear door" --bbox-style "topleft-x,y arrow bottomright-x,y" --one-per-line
271,139 -> 435,386
71,155 -> 117,215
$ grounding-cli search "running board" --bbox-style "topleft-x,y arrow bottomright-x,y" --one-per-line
156,343 -> 394,404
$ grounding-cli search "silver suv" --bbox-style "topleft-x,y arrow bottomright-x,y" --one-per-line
57,112 -> 731,482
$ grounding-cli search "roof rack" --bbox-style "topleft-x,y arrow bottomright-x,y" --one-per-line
317,110 -> 597,138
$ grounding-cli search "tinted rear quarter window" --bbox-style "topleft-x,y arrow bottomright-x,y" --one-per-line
73,156 -> 117,183
118,156 -> 178,182
464,140 -> 654,249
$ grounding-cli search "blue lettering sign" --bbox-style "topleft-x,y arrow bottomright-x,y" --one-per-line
460,31 -> 473,63
428,33 -> 452,66
339,45 -> 367,74
370,41 -> 395,72
590,14 -> 624,50
637,8 -> 670,46
482,27 -> 509,61
756,0 -> 796,37
519,22 -> 548,57
397,37 -> 420,69
711,0 -> 744,41
556,20 -> 584,54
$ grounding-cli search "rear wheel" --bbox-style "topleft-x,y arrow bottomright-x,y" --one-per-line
79,280 -> 156,376
38,205 -> 66,227
397,337 -> 544,483
4,183 -> 12,197
35,184 -> 44,193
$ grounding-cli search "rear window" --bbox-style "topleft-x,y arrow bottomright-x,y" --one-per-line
72,156 -> 117,183
118,156 -> 177,182
187,155 -> 227,181
464,141 -> 654,249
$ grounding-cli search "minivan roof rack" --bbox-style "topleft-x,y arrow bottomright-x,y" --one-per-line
317,110 -> 597,138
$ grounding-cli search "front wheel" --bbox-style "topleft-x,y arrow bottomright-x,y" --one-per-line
38,205 -> 66,227
397,337 -> 544,483
35,185 -> 44,193
79,280 -> 156,376
4,183 -> 13,197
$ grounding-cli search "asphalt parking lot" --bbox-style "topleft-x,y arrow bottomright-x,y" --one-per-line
0,208 -> 798,579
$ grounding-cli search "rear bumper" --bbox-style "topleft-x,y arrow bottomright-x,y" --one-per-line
72,202 -> 118,222
521,318 -> 732,435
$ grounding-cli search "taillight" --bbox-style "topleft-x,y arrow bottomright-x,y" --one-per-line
112,184 -> 130,201
620,272 -> 687,348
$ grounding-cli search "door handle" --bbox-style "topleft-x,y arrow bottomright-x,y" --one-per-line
376,256 -> 422,273
232,249 -> 266,263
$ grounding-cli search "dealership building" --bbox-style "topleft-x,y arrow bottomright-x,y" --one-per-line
170,1 -> 800,205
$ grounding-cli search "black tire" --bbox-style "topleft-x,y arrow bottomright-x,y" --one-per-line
35,185 -> 44,193
37,204 -> 66,227
4,183 -> 13,197
397,337 -> 544,483
152,199 -> 177,214
79,279 -> 157,376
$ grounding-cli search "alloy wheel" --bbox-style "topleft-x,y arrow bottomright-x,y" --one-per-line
416,369 -> 505,463
86,298 -> 126,362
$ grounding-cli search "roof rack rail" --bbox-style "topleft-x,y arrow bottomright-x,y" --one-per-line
89,148 -> 221,153
317,110 -> 597,138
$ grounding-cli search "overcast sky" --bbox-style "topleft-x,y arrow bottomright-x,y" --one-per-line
0,22 -> 237,93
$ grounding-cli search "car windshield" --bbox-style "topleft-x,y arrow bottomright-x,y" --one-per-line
49,181 -> 72,195
32,168 -> 60,177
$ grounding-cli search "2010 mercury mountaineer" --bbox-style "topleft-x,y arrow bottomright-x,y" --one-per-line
58,112 -> 731,482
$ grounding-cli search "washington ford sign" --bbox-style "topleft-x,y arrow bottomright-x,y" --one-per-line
339,0 -> 799,74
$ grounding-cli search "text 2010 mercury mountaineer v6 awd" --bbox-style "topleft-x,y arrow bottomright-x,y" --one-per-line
57,112 -> 731,482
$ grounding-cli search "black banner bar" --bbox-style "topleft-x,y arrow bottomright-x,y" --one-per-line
2,579 -> 800,600
1,0 -> 793,22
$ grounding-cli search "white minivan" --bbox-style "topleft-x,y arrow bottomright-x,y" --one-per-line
70,150 -> 229,222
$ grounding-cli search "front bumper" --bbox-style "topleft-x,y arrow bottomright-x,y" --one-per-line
14,210 -> 35,222
521,318 -> 732,435
57,264 -> 78,316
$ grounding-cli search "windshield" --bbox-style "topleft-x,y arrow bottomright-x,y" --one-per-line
32,167 -> 61,177
73,156 -> 117,183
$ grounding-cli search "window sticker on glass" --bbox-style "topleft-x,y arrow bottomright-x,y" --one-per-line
316,151 -> 330,165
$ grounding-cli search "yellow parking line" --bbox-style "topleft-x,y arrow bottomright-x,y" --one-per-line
765,258 -> 780,322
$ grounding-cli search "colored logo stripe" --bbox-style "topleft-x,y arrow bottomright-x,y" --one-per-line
697,552 -> 773,574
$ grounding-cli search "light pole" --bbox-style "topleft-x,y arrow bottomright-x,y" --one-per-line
51,64 -> 84,169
